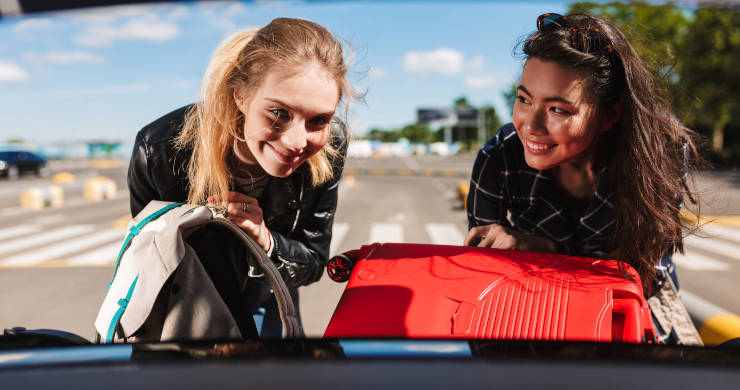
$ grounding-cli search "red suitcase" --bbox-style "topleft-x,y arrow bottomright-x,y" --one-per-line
324,243 -> 657,343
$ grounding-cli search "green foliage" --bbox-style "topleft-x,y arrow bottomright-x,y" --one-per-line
567,1 -> 740,156
502,82 -> 518,118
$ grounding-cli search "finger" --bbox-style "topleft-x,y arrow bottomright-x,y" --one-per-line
492,233 -> 517,250
477,232 -> 497,248
464,227 -> 483,246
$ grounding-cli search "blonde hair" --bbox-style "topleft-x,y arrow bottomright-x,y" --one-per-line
174,18 -> 354,206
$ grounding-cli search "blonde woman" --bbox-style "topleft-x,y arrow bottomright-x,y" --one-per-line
128,18 -> 354,337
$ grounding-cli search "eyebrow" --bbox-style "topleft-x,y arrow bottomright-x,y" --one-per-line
517,85 -> 574,105
265,97 -> 335,116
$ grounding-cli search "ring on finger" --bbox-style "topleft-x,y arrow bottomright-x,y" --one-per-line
242,202 -> 248,212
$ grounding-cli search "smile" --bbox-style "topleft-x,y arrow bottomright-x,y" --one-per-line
526,139 -> 557,153
266,143 -> 302,164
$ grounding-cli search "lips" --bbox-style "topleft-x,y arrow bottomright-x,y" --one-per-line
525,139 -> 557,153
266,142 -> 302,164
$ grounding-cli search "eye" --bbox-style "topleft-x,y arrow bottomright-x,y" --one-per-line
550,106 -> 571,115
515,95 -> 530,105
267,108 -> 291,129
307,115 -> 331,130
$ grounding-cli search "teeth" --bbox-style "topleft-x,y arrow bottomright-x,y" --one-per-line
527,140 -> 554,151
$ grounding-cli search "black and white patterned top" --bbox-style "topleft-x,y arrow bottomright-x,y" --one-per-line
467,123 -> 616,258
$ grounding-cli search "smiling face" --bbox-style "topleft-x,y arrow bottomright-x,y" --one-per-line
512,58 -> 612,171
234,62 -> 339,178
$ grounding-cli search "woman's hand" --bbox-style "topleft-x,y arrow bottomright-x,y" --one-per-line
209,192 -> 271,252
464,223 -> 557,253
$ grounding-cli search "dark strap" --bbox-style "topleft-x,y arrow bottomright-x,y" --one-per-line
205,218 -> 303,338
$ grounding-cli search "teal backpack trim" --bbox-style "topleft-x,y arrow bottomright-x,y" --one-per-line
106,274 -> 139,343
107,202 -> 184,290
96,202 -> 184,344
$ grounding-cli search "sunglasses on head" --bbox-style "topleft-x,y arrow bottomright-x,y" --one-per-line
536,13 -> 614,55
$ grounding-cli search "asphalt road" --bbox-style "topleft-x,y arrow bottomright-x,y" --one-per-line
0,156 -> 738,339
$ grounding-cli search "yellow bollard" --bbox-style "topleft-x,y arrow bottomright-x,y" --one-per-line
457,182 -> 470,210
52,172 -> 76,184
84,176 -> 118,202
19,186 -> 64,211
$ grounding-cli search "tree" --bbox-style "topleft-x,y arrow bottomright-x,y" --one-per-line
480,104 -> 503,140
502,82 -> 518,118
568,2 -> 740,154
400,123 -> 433,143
677,6 -> 740,153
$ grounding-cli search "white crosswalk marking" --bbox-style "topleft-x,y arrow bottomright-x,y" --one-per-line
0,225 -> 94,257
370,223 -> 403,243
684,234 -> 740,263
672,251 -> 730,271
67,241 -> 123,266
0,228 -> 126,266
425,223 -> 465,245
697,224 -> 740,246
0,224 -> 44,242
330,222 -> 350,256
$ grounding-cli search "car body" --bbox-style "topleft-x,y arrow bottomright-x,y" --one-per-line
0,151 -> 48,180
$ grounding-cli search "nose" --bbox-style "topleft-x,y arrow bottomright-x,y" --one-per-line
522,107 -> 548,135
280,121 -> 308,153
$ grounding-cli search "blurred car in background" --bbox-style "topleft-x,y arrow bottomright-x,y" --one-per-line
0,151 -> 48,180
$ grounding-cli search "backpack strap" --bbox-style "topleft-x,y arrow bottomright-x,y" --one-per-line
108,202 -> 184,290
105,274 -> 139,343
95,202 -> 184,343
206,218 -> 304,338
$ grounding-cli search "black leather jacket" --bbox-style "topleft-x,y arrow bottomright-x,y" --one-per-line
128,105 -> 346,288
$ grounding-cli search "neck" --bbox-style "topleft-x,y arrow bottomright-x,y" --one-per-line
231,140 -> 266,178
553,147 -> 601,201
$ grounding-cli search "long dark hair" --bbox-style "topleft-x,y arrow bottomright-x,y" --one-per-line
521,13 -> 701,294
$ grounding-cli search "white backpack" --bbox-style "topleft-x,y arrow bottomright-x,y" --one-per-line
94,201 -> 302,343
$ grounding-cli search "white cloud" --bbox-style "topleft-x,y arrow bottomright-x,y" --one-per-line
403,48 -> 464,76
368,67 -> 387,81
12,18 -> 54,39
467,55 -> 486,71
75,15 -> 179,47
60,4 -> 164,23
464,72 -> 513,90
24,51 -> 104,65
48,83 -> 152,97
0,61 -> 29,84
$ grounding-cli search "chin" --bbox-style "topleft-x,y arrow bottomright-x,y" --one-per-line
523,155 -> 557,171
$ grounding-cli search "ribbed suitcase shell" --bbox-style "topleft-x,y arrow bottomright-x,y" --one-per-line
324,243 -> 657,343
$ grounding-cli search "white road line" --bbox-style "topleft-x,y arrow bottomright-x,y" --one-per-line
401,156 -> 422,170
34,214 -> 66,225
0,228 -> 126,266
0,225 -> 44,242
0,225 -> 94,258
330,222 -> 350,256
0,207 -> 24,217
425,223 -> 465,246
66,241 -> 123,266
673,251 -> 730,271
697,224 -> 740,246
370,222 -> 404,243
684,234 -> 740,262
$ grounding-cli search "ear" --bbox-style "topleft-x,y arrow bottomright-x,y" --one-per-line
599,103 -> 621,132
233,88 -> 247,114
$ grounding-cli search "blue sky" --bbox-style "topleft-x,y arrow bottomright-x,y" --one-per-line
0,1 -> 569,143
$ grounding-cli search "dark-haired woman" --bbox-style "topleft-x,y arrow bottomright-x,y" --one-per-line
464,13 -> 701,344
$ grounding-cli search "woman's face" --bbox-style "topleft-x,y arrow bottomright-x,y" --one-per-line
235,62 -> 339,177
512,58 -> 611,171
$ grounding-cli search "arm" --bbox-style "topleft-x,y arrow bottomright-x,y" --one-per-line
269,123 -> 347,287
465,128 -> 556,252
270,174 -> 340,287
127,131 -> 159,217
